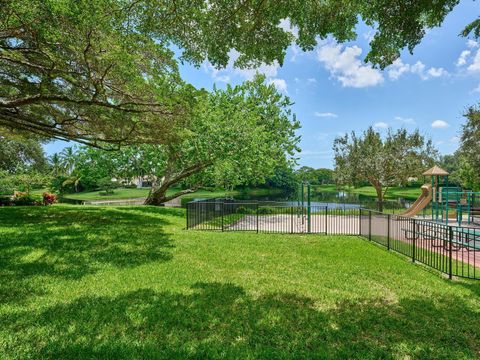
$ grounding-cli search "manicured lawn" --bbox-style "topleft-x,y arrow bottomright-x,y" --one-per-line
315,184 -> 422,200
63,187 -> 282,202
64,187 -> 150,201
1,206 -> 479,359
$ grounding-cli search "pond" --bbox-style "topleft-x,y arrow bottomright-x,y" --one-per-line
186,189 -> 415,212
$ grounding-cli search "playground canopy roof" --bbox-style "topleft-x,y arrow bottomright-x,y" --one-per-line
422,165 -> 449,176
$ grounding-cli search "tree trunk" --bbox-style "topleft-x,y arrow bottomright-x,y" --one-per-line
144,191 -> 167,206
144,185 -> 200,206
143,161 -> 211,206
373,184 -> 383,212
144,181 -> 169,206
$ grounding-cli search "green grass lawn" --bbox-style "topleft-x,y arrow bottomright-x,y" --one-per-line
64,187 -> 150,201
315,184 -> 422,200
1,205 -> 480,359
63,187 -> 281,202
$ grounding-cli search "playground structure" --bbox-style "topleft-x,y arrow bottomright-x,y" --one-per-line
402,165 -> 480,226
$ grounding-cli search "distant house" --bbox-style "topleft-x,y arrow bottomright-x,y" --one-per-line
110,176 -> 153,188
132,176 -> 153,188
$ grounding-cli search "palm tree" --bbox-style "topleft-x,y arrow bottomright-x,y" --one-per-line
49,153 -> 65,176
59,147 -> 76,175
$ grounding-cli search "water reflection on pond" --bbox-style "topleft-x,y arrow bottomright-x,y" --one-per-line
185,189 -> 414,212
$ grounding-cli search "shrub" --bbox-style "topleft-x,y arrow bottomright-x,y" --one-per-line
43,192 -> 57,205
123,184 -> 138,189
0,196 -> 12,206
235,206 -> 255,214
257,206 -> 275,214
12,194 -> 42,206
98,177 -> 118,195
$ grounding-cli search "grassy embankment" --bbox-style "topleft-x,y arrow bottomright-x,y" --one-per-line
0,205 -> 479,358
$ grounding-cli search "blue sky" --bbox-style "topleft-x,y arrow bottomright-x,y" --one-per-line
44,0 -> 480,169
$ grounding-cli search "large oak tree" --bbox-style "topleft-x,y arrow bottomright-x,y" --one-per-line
1,0 -> 475,145
66,76 -> 299,204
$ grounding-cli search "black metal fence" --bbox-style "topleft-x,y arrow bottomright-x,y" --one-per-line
187,201 -> 480,280
360,209 -> 479,280
186,201 -> 359,235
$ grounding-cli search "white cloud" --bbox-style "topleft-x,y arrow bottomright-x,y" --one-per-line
473,84 -> 480,93
289,45 -> 302,62
374,122 -> 389,129
307,77 -> 317,83
395,116 -> 416,124
316,42 -> 384,88
363,30 -> 375,42
203,49 -> 280,82
314,112 -> 338,118
467,49 -> 480,72
202,63 -> 230,83
268,78 -> 288,93
456,41 -> 480,72
431,120 -> 450,129
387,59 -> 410,80
450,136 -> 459,143
410,61 -> 427,79
427,67 -> 448,78
278,18 -> 299,39
387,59 -> 448,80
467,39 -> 479,48
457,50 -> 471,66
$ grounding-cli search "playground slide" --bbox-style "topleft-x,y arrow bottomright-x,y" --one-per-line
401,184 -> 432,217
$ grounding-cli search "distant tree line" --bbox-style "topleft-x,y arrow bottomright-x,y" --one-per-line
438,105 -> 480,191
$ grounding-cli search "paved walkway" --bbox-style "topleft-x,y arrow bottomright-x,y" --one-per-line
226,214 -> 359,234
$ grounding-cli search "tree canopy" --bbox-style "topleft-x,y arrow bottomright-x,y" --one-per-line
457,105 -> 480,190
0,135 -> 46,173
1,0 -> 474,145
333,127 -> 436,210
56,76 -> 299,203
296,166 -> 334,185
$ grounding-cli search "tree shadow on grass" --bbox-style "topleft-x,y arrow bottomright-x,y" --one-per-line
0,206 -> 175,304
2,282 -> 479,359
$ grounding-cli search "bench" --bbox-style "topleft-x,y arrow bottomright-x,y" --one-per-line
402,225 -> 480,251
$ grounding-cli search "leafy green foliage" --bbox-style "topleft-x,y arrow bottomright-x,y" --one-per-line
0,171 -> 51,195
296,166 -> 334,185
59,76 -> 300,204
11,193 -> 42,206
263,164 -> 298,193
458,105 -> 480,190
461,17 -> 480,38
0,0 -> 189,146
97,177 -> 118,195
457,159 -> 479,191
0,136 -> 46,173
1,0 -> 470,145
333,127 -> 436,210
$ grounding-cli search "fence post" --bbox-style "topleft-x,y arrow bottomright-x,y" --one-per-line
358,208 -> 362,236
290,206 -> 295,234
221,202 -> 224,232
325,206 -> 328,235
448,226 -> 453,279
387,214 -> 390,250
256,203 -> 259,234
412,219 -> 416,262
186,203 -> 189,229
368,210 -> 372,241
